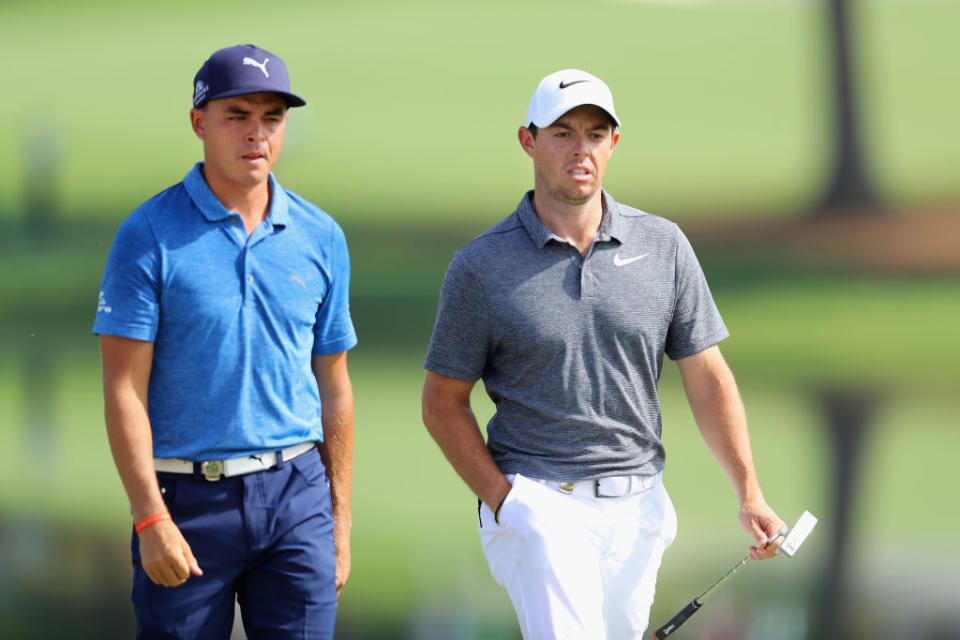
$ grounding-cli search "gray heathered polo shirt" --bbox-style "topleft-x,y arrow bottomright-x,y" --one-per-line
424,190 -> 729,481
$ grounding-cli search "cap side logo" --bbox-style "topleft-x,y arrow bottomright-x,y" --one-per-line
559,79 -> 588,89
242,56 -> 270,78
194,80 -> 209,105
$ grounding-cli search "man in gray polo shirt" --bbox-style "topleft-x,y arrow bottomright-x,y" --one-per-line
422,69 -> 786,639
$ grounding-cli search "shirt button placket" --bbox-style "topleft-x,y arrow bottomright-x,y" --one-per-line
243,249 -> 255,306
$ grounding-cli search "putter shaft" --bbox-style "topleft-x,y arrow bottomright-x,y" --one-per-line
653,527 -> 788,639
653,556 -> 748,639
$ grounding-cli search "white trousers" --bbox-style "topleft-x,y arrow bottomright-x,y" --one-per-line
479,473 -> 677,640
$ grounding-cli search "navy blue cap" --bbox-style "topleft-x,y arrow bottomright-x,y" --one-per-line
192,44 -> 306,109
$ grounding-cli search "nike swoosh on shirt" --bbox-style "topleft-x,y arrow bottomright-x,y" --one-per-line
613,252 -> 651,267
559,79 -> 589,89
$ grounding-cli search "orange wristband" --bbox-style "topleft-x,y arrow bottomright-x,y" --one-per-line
135,512 -> 172,534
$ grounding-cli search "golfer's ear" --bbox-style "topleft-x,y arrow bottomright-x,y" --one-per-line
190,108 -> 206,139
518,126 -> 536,157
609,129 -> 620,152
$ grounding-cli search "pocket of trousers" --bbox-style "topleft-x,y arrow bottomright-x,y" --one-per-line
659,482 -> 679,547
289,447 -> 327,485
519,476 -> 600,538
478,499 -> 501,532
478,472 -> 528,532
494,473 -> 569,538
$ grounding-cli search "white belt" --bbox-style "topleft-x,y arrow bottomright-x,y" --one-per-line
541,474 -> 658,498
154,442 -> 316,481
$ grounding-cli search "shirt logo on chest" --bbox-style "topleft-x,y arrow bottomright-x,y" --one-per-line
613,252 -> 651,267
290,274 -> 307,290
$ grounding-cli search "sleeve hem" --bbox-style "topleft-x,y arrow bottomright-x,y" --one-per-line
665,330 -> 729,361
423,361 -> 481,383
91,321 -> 157,342
311,334 -> 358,355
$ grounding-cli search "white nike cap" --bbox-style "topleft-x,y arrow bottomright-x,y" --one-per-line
525,69 -> 620,129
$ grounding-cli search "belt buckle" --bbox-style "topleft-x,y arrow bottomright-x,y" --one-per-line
202,460 -> 224,481
594,477 -> 630,498
593,478 -> 609,498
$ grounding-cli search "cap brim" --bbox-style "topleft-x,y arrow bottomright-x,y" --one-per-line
531,100 -> 619,129
197,88 -> 307,108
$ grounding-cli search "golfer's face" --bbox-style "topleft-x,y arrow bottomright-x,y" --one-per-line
529,105 -> 619,206
191,92 -> 288,189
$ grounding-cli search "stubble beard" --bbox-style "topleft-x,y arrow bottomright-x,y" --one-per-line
547,180 -> 598,208
535,164 -> 596,204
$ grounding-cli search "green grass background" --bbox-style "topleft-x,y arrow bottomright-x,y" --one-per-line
2,0 -> 959,637
2,0 -> 959,222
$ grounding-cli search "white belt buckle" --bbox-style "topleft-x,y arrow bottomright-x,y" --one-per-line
595,475 -> 651,498
594,476 -> 628,498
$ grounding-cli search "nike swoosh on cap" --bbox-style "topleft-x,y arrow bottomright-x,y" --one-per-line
559,79 -> 589,89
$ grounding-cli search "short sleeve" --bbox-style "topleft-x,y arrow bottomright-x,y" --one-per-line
664,226 -> 729,360
312,222 -> 358,355
423,251 -> 490,381
92,212 -> 161,341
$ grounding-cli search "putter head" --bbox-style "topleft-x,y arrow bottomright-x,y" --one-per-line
779,510 -> 818,557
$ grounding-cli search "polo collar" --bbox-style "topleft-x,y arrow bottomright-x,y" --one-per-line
517,191 -> 553,249
599,191 -> 628,243
517,189 -> 628,249
183,162 -> 289,228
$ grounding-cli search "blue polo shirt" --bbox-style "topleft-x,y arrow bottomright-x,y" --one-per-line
94,163 -> 357,460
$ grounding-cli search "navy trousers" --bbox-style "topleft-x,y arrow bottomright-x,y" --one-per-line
131,448 -> 337,639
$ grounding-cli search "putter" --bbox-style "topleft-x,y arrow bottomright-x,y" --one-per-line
652,510 -> 818,639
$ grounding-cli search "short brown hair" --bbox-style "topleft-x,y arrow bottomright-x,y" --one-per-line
526,113 -> 617,140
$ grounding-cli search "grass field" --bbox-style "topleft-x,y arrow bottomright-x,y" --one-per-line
1,0 -> 959,223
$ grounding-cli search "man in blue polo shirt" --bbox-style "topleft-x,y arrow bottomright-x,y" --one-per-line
94,44 -> 356,639
422,69 -> 786,638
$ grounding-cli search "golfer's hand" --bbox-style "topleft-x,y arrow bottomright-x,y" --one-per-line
138,519 -> 203,587
739,498 -> 787,560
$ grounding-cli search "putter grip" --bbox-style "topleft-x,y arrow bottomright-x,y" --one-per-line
653,600 -> 701,639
